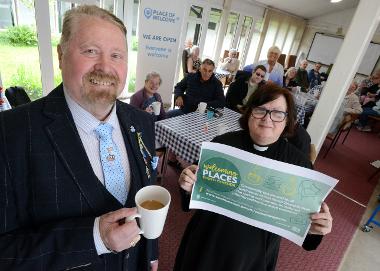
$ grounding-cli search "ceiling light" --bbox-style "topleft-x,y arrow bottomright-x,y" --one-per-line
330,0 -> 343,3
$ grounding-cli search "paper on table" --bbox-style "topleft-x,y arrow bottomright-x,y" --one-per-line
190,142 -> 338,246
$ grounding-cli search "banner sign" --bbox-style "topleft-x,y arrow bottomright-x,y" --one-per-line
190,142 -> 338,246
136,0 -> 185,104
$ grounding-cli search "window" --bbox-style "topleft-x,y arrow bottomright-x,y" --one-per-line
237,16 -> 253,63
220,12 -> 239,59
189,5 -> 203,19
244,19 -> 263,66
203,8 -> 222,59
0,0 -> 42,100
257,10 -> 305,63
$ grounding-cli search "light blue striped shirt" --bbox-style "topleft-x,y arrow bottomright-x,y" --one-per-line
64,88 -> 131,255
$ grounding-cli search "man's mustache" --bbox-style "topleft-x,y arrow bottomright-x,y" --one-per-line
86,71 -> 119,85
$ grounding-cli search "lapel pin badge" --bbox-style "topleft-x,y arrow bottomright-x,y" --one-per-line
130,126 -> 136,133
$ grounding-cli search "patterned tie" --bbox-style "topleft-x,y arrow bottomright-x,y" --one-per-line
95,123 -> 127,204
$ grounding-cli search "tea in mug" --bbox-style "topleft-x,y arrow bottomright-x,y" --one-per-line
140,200 -> 165,210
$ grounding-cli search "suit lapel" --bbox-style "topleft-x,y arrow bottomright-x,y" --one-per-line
42,85 -> 120,213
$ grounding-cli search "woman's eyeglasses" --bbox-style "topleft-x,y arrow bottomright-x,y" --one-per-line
255,72 -> 265,78
251,107 -> 287,122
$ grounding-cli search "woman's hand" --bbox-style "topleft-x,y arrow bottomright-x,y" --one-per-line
178,165 -> 198,193
309,202 -> 333,235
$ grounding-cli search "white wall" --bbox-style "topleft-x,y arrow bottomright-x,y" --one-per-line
298,7 -> 380,74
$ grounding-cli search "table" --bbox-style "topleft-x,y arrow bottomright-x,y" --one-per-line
292,92 -> 318,125
214,67 -> 231,81
155,108 -> 241,163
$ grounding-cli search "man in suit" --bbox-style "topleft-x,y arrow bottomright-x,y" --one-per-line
0,5 -> 158,271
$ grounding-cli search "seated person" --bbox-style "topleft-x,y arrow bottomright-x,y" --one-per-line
308,62 -> 322,89
226,65 -> 266,112
243,46 -> 284,87
167,59 -> 225,117
130,71 -> 166,121
220,48 -> 240,76
187,45 -> 201,74
283,67 -> 298,90
175,83 -> 332,271
295,60 -> 310,92
357,69 -> 380,95
329,82 -> 362,134
358,71 -> 380,108
357,98 -> 380,132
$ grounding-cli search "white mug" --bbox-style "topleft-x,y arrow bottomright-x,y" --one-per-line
198,102 -> 207,114
151,101 -> 161,116
133,185 -> 171,239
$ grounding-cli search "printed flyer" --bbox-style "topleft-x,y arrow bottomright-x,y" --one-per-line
189,142 -> 338,246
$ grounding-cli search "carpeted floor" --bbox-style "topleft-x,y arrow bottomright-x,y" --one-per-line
157,128 -> 380,271
316,128 -> 379,205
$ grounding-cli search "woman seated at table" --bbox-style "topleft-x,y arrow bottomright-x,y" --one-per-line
130,71 -> 166,121
225,65 -> 266,113
220,48 -> 240,76
187,45 -> 202,74
174,83 -> 333,271
283,67 -> 299,90
329,81 -> 362,134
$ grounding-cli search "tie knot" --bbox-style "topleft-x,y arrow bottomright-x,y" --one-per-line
95,123 -> 114,140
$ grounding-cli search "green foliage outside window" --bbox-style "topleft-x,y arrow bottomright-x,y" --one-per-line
4,25 -> 38,46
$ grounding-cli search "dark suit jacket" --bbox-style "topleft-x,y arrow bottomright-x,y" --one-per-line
225,75 -> 265,112
0,84 -> 157,271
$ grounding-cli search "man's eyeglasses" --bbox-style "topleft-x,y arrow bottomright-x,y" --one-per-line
251,107 -> 288,122
255,72 -> 265,78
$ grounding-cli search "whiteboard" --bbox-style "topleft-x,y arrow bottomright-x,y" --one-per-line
307,32 -> 380,75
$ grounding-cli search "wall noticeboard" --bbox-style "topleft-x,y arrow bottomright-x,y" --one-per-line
307,32 -> 380,76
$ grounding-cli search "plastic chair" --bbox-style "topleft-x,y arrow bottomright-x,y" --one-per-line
323,114 -> 359,158
5,86 -> 31,107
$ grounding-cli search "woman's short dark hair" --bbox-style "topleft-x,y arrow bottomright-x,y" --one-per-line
254,65 -> 267,73
239,83 -> 296,137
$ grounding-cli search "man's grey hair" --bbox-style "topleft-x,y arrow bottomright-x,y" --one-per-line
60,5 -> 127,51
267,46 -> 281,55
145,71 -> 162,85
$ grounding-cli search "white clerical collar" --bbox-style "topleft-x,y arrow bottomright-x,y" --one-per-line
253,144 -> 268,151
